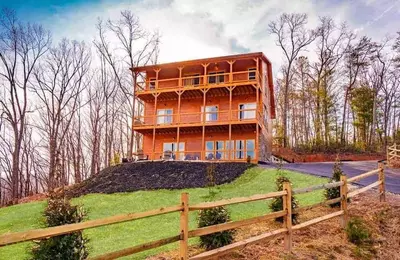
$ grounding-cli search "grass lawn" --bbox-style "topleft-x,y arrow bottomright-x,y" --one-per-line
0,167 -> 329,259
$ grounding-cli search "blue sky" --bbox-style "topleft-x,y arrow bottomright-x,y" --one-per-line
1,0 -> 399,67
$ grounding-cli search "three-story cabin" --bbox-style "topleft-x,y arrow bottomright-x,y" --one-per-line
131,52 -> 275,162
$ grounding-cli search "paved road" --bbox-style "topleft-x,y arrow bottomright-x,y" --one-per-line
263,161 -> 400,194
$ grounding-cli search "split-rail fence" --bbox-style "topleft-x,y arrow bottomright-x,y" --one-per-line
0,163 -> 386,260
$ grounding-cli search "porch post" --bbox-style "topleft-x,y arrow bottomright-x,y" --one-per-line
152,93 -> 159,160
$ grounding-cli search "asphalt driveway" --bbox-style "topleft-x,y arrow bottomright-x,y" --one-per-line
263,161 -> 400,194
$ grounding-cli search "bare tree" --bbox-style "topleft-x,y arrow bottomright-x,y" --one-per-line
269,13 -> 315,147
0,8 -> 50,202
94,10 -> 160,159
33,39 -> 90,191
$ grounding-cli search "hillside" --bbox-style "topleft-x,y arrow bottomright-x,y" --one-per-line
0,167 -> 328,260
67,161 -> 252,197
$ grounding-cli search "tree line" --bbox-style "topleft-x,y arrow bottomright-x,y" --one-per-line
1,10 -> 399,205
0,8 -> 159,205
269,13 -> 400,152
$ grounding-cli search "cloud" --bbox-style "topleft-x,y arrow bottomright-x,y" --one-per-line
36,0 -> 398,75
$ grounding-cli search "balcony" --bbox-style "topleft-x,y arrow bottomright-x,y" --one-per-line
133,108 -> 261,130
135,70 -> 260,95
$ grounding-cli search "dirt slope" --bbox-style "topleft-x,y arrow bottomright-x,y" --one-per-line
67,161 -> 251,197
151,191 -> 400,260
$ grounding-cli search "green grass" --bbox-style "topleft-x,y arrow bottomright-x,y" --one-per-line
0,167 -> 328,259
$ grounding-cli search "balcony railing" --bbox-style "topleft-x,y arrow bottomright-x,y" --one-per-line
133,109 -> 261,128
151,150 -> 255,161
136,70 -> 260,93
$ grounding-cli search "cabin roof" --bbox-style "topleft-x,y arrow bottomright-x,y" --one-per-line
130,52 -> 271,72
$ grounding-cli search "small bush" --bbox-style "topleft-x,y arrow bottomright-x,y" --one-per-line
31,192 -> 88,260
269,175 -> 299,224
198,207 -> 235,249
198,163 -> 234,249
325,156 -> 344,207
346,218 -> 370,245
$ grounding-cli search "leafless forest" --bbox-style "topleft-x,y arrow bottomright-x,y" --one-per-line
0,10 -> 399,205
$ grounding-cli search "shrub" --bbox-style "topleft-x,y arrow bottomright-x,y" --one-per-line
346,217 -> 370,245
325,156 -> 344,207
31,192 -> 88,260
269,175 -> 299,224
198,207 -> 235,249
198,163 -> 234,249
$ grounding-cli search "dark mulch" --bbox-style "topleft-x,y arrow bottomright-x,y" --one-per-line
67,161 -> 252,197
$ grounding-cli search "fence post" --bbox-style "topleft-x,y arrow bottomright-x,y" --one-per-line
340,175 -> 348,228
378,162 -> 386,202
180,193 -> 189,260
282,182 -> 292,253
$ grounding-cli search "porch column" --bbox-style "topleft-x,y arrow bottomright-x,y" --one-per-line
202,63 -> 209,86
228,60 -> 235,83
178,66 -> 184,87
152,93 -> 159,160
201,89 -> 208,160
154,68 -> 161,89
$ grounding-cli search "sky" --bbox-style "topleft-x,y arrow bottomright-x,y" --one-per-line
1,0 -> 399,71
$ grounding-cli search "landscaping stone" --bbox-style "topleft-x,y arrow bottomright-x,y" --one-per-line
67,161 -> 252,197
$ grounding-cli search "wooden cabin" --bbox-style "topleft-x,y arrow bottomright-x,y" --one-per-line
131,52 -> 275,162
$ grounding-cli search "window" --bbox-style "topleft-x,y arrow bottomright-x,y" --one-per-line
157,109 -> 173,124
205,140 -> 225,160
246,139 -> 255,159
202,106 -> 218,122
183,74 -> 200,86
248,68 -> 256,80
225,140 -> 234,159
205,141 -> 214,160
163,142 -> 185,160
208,72 -> 224,84
239,103 -> 256,120
149,78 -> 156,90
235,140 -> 245,159
216,141 -> 224,160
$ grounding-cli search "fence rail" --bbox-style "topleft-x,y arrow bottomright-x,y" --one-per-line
0,163 -> 386,260
388,143 -> 399,166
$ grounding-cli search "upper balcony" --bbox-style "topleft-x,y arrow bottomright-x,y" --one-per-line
136,70 -> 260,95
132,53 -> 267,102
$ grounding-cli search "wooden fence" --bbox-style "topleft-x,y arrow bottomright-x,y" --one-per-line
388,143 -> 399,166
0,163 -> 386,260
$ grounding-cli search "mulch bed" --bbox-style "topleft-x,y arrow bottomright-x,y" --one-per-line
67,161 -> 252,197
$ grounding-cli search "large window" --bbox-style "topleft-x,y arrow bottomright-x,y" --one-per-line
163,142 -> 185,159
239,103 -> 256,120
202,105 -> 218,122
235,140 -> 245,159
246,139 -> 255,159
205,140 -> 225,160
157,109 -> 173,124
208,71 -> 224,84
206,139 -> 255,160
235,139 -> 255,159
248,68 -> 256,80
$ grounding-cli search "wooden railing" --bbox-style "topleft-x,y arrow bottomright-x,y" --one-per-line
0,164 -> 386,260
133,108 -> 260,128
152,149 -> 255,162
136,71 -> 260,93
387,143 -> 399,166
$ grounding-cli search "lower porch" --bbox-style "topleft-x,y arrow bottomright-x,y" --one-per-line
142,126 -> 259,162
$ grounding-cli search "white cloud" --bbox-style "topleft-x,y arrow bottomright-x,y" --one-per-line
40,0 -> 398,75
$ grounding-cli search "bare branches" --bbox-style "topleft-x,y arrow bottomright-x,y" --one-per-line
268,13 -> 316,147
